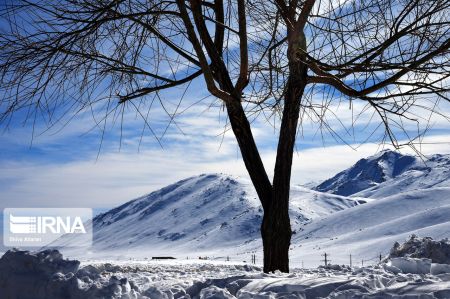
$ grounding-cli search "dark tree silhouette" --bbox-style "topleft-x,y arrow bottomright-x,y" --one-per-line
0,0 -> 449,272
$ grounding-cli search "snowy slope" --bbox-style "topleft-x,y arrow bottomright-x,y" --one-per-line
353,153 -> 450,198
54,174 -> 361,259
314,150 -> 450,197
91,174 -> 263,253
290,187 -> 450,266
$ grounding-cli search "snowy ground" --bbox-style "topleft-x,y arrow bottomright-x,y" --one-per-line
2,237 -> 450,299
75,260 -> 450,298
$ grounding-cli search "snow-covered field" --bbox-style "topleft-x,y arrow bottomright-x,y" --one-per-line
1,238 -> 450,299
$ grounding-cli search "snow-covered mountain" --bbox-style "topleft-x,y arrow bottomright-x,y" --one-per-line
291,186 -> 450,265
314,150 -> 450,197
54,174 -> 361,258
281,150 -> 450,265
52,150 -> 449,264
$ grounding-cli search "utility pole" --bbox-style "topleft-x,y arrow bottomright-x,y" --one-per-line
321,253 -> 330,266
349,254 -> 352,268
379,253 -> 382,262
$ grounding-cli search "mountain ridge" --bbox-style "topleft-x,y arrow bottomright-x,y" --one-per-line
314,150 -> 450,197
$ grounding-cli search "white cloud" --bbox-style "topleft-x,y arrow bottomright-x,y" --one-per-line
1,133 -> 449,209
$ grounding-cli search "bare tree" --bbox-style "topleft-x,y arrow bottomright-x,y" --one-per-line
0,0 -> 449,272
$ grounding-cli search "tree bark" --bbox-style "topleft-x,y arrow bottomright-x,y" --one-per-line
223,24 -> 308,272
224,56 -> 307,273
261,75 -> 307,272
262,28 -> 308,272
224,99 -> 273,210
261,201 -> 291,272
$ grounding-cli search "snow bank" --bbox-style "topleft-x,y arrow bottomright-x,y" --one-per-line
0,249 -> 139,299
431,263 -> 450,275
388,235 -> 450,264
389,257 -> 431,274
383,237 -> 450,276
175,266 -> 450,299
386,257 -> 450,275
2,248 -> 450,299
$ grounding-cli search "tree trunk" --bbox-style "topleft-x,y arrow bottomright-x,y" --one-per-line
224,70 -> 307,273
263,28 -> 308,272
261,74 -> 306,273
224,99 -> 273,210
261,200 -> 291,272
223,27 -> 307,271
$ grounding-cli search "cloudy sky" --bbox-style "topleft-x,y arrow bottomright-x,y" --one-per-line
0,0 -> 449,211
1,77 -> 449,210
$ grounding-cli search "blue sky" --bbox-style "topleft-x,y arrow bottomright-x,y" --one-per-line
0,0 -> 449,210
1,75 -> 449,210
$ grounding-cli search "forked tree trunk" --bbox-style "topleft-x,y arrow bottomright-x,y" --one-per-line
224,33 -> 307,271
260,28 -> 308,272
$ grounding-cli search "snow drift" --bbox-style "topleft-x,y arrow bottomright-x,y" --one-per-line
0,249 -> 138,299
388,235 -> 450,264
2,246 -> 450,299
384,236 -> 450,276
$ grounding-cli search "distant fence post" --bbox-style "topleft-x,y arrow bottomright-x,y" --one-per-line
349,254 -> 352,267
321,253 -> 330,266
